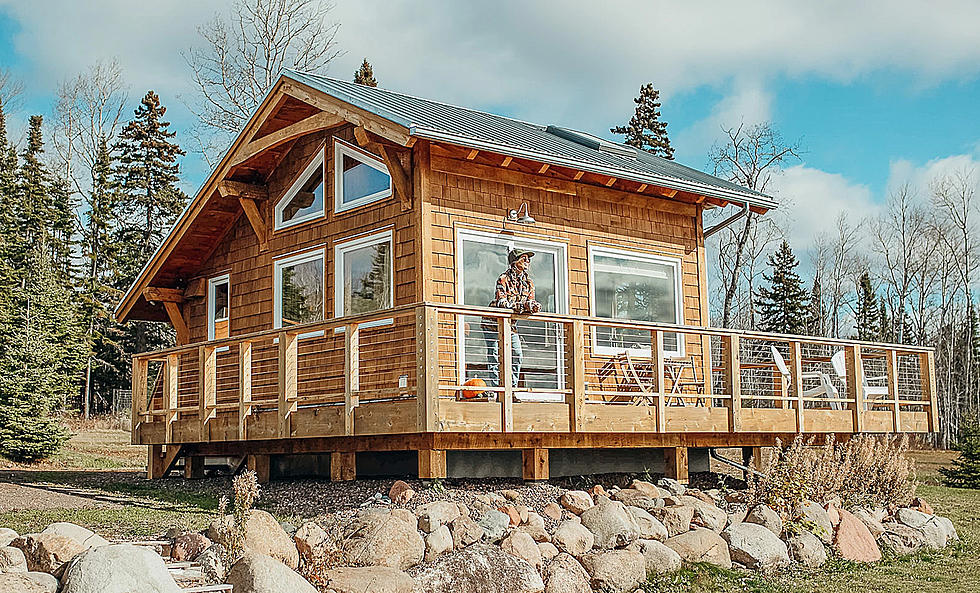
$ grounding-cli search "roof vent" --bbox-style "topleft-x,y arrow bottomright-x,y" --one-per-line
545,125 -> 636,160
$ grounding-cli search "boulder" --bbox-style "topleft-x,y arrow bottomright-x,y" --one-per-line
210,510 -> 299,569
552,521 -> 595,556
910,497 -> 934,515
896,508 -> 930,529
171,532 -> 211,562
578,549 -> 645,593
0,547 -> 26,573
800,501 -> 833,544
681,497 -> 728,533
543,502 -> 563,521
626,539 -> 681,575
559,491 -> 594,515
611,489 -> 661,511
934,515 -> 959,543
650,505 -> 694,537
40,524 -> 109,550
0,531 -> 17,548
226,552 -> 317,593
878,523 -> 927,556
543,553 -> 590,593
588,485 -> 608,499
412,544 -> 544,593
476,510 -> 511,543
657,478 -> 685,497
424,525 -> 453,561
538,542 -> 559,561
684,490 -> 716,505
664,528 -> 732,568
26,572 -> 58,593
0,573 -> 52,593
449,515 -> 485,548
745,505 -> 783,537
499,506 -> 523,527
197,543 -> 226,583
326,566 -> 414,593
341,513 -> 424,570
851,508 -> 886,538
918,516 -> 953,549
521,512 -> 550,543
630,479 -> 668,498
417,501 -> 461,533
293,522 -> 328,558
388,481 -> 415,505
11,533 -> 85,574
501,531 -> 542,571
579,499 -> 639,549
721,523 -> 790,570
785,530 -> 826,567
626,507 -> 668,541
833,508 -> 881,563
61,544 -> 180,593
391,509 -> 416,526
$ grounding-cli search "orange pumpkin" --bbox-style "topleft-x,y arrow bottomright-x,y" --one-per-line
461,378 -> 486,400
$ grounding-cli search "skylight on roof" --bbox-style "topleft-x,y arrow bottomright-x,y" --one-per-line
544,126 -> 637,160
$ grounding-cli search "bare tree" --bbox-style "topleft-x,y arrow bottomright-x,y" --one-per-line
184,0 -> 342,164
709,122 -> 801,328
0,68 -> 24,113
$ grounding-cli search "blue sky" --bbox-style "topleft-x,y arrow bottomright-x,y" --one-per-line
0,0 -> 978,255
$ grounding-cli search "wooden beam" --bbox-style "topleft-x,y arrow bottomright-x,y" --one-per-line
522,448 -> 549,482
247,454 -> 270,483
164,354 -> 179,443
664,447 -> 689,484
501,156 -> 513,168
238,197 -> 269,251
887,350 -> 900,431
417,306 -> 439,432
604,176 -> 617,187
637,183 -> 648,193
163,302 -> 189,345
330,451 -> 356,481
847,345 -> 865,432
566,320 -> 586,432
144,286 -> 184,303
183,277 -> 206,299
131,358 -> 148,444
231,111 -> 343,167
724,335 -> 742,432
466,149 -> 479,160
499,319 -> 514,433
537,163 -> 550,174
344,323 -> 359,436
199,345 -> 216,441
239,341 -> 253,440
147,445 -> 164,480
652,331 -> 666,433
418,449 -> 447,480
281,81 -> 414,147
573,171 -> 584,181
379,144 -> 413,209
217,180 -> 270,201
184,456 -> 205,479
278,332 -> 298,438
790,341 -> 804,431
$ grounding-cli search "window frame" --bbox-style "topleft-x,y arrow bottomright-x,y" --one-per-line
333,138 -> 392,213
333,229 -> 395,329
274,145 -> 326,230
273,247 -> 326,339
587,244 -> 685,358
206,273 -> 231,342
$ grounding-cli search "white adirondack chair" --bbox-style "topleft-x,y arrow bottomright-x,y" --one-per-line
830,350 -> 890,410
770,346 -> 842,409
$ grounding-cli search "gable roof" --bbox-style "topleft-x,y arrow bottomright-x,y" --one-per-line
116,70 -> 775,324
284,70 -> 776,209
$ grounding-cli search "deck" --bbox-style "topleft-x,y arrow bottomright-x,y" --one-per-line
131,302 -> 938,480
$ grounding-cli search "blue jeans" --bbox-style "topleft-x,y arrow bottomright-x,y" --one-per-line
485,329 -> 523,389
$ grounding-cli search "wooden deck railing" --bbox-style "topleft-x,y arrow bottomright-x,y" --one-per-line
132,303 -> 938,445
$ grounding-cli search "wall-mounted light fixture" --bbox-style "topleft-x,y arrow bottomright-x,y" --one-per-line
505,202 -> 536,225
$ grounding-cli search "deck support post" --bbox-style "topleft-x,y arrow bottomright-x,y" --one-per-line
330,452 -> 356,482
278,331 -> 298,438
184,455 -> 205,479
920,351 -> 938,432
723,335 -> 741,432
199,345 -> 216,442
238,341 -> 253,440
147,444 -> 164,479
652,330 -> 666,433
416,306 -> 439,432
886,350 -> 900,431
165,354 -> 179,442
846,345 -> 865,432
499,320 -> 514,432
418,449 -> 447,481
131,357 -> 149,443
663,446 -> 689,484
789,341 -> 804,432
742,446 -> 763,480
522,448 -> 549,482
344,323 -> 360,436
566,320 -> 586,432
247,454 -> 271,484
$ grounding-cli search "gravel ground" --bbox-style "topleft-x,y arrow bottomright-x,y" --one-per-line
0,481 -> 124,511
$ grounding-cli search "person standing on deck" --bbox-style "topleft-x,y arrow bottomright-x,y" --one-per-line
483,249 -> 542,394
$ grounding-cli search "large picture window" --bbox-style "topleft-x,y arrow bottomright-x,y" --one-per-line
589,245 -> 684,357
275,147 -> 325,229
334,230 -> 393,323
274,250 -> 324,332
334,139 -> 392,213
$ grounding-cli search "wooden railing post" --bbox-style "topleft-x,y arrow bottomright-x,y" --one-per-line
165,354 -> 179,443
920,351 -> 938,433
499,318 -> 514,432
566,320 -> 586,432
278,331 -> 298,438
416,306 -> 439,432
131,357 -> 148,444
198,345 -> 216,442
847,345 -> 865,433
723,335 -> 741,432
238,341 -> 252,440
887,350 -> 900,432
790,341 -> 804,432
652,330 -> 666,433
344,323 -> 360,436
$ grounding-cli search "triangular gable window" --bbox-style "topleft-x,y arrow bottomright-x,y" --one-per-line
334,138 -> 392,212
275,146 -> 325,229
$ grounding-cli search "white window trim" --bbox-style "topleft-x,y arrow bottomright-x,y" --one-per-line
273,248 -> 326,339
587,244 -> 685,358
333,138 -> 392,213
274,146 -> 325,230
334,229 -> 395,330
207,274 -> 231,344
454,228 -> 570,398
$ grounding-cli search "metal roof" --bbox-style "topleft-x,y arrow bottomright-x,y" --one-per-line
284,69 -> 777,209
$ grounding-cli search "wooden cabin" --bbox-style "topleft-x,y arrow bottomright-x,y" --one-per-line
117,70 -> 937,483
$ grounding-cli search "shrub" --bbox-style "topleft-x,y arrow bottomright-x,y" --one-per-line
748,434 -> 917,520
940,417 -> 980,489
212,470 -> 260,569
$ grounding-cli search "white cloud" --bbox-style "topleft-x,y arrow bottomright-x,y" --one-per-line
672,80 -> 773,161
887,152 -> 980,197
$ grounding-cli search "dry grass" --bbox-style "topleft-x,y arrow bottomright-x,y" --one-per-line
0,418 -> 144,471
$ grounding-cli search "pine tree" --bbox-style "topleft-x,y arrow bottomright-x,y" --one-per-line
940,415 -> 980,489
611,83 -> 674,159
756,240 -> 808,334
353,59 -> 378,87
854,272 -> 879,341
806,277 -> 825,336
878,299 -> 891,343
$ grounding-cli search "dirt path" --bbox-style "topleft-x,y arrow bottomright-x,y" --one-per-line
0,481 -> 124,511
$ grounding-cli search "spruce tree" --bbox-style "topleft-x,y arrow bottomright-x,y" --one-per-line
940,416 -> 980,489
611,83 -> 674,159
353,59 -> 378,87
756,240 -> 808,334
878,299 -> 891,342
806,277 -> 825,336
854,272 -> 879,341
